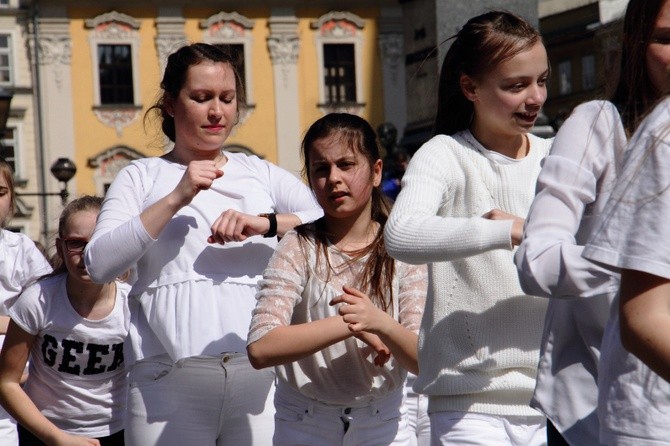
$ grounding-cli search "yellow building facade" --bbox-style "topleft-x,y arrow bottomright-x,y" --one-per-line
19,1 -> 405,245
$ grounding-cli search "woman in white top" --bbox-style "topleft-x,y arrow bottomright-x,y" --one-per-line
384,11 -> 552,446
247,113 -> 426,445
515,1 -> 670,444
0,196 -> 129,446
84,43 -> 322,446
0,157 -> 52,446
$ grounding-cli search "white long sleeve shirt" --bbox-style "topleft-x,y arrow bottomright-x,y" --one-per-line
515,101 -> 625,445
385,130 -> 551,417
584,98 -> 670,446
85,152 -> 322,362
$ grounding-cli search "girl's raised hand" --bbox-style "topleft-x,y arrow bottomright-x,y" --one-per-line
483,209 -> 525,246
331,286 -> 393,335
173,160 -> 224,207
208,210 -> 270,244
331,286 -> 393,366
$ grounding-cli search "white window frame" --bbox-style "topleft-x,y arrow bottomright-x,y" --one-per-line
558,60 -> 572,96
0,0 -> 11,8
200,11 -> 256,113
85,11 -> 141,107
2,123 -> 23,180
311,11 -> 365,115
0,32 -> 14,86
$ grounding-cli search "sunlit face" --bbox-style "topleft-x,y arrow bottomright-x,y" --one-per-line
308,134 -> 382,222
57,210 -> 97,283
0,173 -> 12,227
462,41 -> 549,139
166,61 -> 238,159
647,1 -> 670,95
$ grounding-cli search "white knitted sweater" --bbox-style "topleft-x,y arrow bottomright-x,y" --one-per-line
385,130 -> 551,417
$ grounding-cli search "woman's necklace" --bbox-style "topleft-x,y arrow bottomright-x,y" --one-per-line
163,149 -> 226,167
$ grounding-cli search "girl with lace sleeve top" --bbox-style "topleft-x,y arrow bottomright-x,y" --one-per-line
247,113 -> 426,446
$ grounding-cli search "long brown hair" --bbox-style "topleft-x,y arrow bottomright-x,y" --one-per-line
610,0 -> 669,134
434,10 -> 542,136
300,113 -> 395,313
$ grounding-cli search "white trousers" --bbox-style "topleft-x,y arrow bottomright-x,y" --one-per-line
273,381 -> 412,446
405,374 -> 430,446
430,411 -> 546,446
125,353 -> 275,446
0,406 -> 17,446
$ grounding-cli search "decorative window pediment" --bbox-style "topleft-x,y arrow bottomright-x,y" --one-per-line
87,145 -> 145,195
86,11 -> 142,136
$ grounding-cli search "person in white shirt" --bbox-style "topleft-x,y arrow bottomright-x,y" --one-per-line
0,157 -> 52,446
515,1 -> 670,444
384,11 -> 552,446
0,196 -> 129,446
84,43 -> 322,446
247,113 -> 426,445
582,96 -> 670,446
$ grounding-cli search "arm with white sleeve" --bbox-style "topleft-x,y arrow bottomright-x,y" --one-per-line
384,136 -> 515,265
515,101 -> 623,299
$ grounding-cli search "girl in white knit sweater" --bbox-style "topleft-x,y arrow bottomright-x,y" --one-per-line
384,11 -> 551,446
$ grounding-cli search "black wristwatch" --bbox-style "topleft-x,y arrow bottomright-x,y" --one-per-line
259,213 -> 278,238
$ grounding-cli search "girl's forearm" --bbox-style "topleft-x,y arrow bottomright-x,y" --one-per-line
0,382 -> 64,444
247,316 -> 351,369
375,320 -> 419,374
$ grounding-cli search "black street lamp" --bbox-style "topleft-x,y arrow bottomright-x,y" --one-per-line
18,157 -> 77,205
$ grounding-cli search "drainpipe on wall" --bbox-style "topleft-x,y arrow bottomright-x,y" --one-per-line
30,3 -> 49,246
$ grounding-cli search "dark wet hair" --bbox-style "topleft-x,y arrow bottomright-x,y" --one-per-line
146,43 -> 245,143
299,113 -> 395,314
434,10 -> 543,135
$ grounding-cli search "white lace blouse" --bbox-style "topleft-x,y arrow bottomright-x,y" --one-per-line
248,229 -> 426,406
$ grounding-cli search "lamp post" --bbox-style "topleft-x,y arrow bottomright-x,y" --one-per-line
17,157 -> 77,206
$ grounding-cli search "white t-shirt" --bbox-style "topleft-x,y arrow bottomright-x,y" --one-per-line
584,97 -> 670,445
0,229 -> 52,315
515,101 -> 625,444
9,274 -> 130,438
85,152 -> 323,362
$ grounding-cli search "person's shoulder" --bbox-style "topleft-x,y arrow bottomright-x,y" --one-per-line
225,150 -> 264,168
19,274 -> 62,303
1,229 -> 33,249
115,280 -> 133,296
413,134 -> 463,160
641,97 -> 670,134
527,132 -> 553,157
